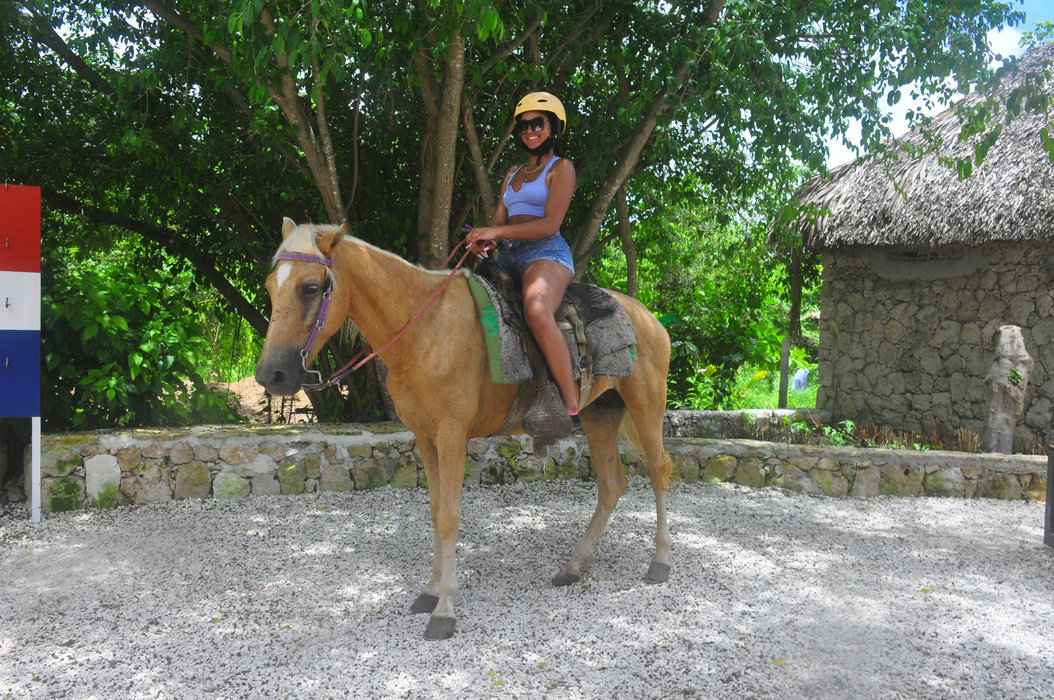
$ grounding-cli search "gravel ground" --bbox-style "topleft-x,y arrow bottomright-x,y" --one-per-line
1,479 -> 1052,699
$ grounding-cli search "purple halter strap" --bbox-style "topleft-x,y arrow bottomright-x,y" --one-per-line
277,252 -> 334,267
276,252 -> 333,387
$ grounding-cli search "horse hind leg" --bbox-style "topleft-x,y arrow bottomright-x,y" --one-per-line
643,455 -> 672,584
409,527 -> 441,614
553,390 -> 628,587
620,394 -> 673,584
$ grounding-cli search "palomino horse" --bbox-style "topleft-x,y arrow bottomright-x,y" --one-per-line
255,218 -> 674,640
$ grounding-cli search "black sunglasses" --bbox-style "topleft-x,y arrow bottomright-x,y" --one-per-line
515,116 -> 548,135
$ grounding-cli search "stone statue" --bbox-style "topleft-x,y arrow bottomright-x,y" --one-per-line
982,325 -> 1033,454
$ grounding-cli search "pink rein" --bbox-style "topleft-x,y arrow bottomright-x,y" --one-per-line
278,238 -> 490,389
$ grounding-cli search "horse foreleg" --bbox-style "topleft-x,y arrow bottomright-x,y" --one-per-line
410,438 -> 442,614
553,399 -> 628,586
416,430 -> 466,641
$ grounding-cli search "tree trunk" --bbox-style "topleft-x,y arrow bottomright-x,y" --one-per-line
778,337 -> 791,409
462,97 -> 497,224
570,0 -> 726,275
982,325 -> 1033,454
415,43 -> 440,265
788,244 -> 803,345
414,30 -> 465,268
615,184 -> 637,297
259,9 -> 346,225
570,86 -> 673,274
143,1 -> 347,225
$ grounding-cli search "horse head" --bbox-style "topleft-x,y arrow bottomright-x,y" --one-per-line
254,217 -> 347,395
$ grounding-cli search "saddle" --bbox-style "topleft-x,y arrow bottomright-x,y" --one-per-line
467,258 -> 636,456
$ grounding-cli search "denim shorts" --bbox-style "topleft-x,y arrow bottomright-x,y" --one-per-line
496,234 -> 575,278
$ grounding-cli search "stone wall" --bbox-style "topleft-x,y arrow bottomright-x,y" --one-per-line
818,242 -> 1054,451
31,419 -> 1046,514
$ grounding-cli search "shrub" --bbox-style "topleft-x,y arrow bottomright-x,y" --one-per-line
42,249 -> 243,430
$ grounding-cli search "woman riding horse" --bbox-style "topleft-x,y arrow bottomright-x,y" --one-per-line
466,92 -> 579,434
255,94 -> 674,640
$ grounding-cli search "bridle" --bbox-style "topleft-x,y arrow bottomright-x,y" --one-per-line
274,237 -> 490,390
274,251 -> 335,388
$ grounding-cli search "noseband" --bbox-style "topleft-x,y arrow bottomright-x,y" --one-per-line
276,252 -> 333,388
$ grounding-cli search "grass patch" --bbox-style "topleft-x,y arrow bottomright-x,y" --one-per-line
730,365 -> 818,410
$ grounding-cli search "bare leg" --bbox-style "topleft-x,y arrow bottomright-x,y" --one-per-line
521,260 -> 578,414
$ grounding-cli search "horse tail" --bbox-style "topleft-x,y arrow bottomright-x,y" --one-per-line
618,412 -> 674,493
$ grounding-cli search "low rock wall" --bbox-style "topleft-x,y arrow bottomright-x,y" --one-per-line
663,408 -> 831,438
31,418 -> 1046,514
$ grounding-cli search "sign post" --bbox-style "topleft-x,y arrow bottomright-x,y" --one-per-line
1046,448 -> 1053,548
0,185 -> 42,521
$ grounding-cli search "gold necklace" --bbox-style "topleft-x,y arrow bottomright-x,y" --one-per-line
523,156 -> 549,177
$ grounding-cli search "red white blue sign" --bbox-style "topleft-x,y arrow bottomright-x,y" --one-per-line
0,185 -> 41,417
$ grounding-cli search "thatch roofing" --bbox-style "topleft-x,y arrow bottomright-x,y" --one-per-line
795,40 -> 1054,251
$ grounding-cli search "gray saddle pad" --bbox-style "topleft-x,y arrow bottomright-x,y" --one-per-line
467,272 -> 636,385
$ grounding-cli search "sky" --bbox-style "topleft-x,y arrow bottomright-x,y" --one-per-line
825,0 -> 1054,167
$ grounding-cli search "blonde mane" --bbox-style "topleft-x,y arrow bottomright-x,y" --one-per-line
272,222 -> 462,278
271,223 -> 337,265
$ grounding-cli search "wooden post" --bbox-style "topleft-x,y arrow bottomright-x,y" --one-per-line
778,337 -> 790,409
981,325 -> 1033,454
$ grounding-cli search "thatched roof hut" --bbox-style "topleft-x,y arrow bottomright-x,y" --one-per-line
797,39 -> 1054,250
789,40 -> 1054,451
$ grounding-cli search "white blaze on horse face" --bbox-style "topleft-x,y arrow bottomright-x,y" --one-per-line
275,262 -> 291,293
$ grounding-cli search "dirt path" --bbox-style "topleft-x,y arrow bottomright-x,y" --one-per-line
1,480 -> 1051,698
212,377 -> 313,423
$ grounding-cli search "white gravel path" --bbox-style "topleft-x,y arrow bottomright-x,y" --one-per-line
1,479 -> 1052,699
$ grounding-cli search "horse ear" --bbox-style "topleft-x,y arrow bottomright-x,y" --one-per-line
317,224 -> 346,256
281,217 -> 297,239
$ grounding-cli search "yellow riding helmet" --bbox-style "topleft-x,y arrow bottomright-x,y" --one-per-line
514,92 -> 567,134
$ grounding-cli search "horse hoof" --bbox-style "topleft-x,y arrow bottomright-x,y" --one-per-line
424,615 -> 456,640
410,593 -> 439,614
552,570 -> 581,587
644,562 -> 670,584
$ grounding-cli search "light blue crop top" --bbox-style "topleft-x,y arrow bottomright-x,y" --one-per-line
502,157 -> 561,217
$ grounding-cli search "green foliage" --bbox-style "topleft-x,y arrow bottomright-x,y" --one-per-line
3,0 -> 1034,422
822,420 -> 859,447
200,311 -> 261,384
42,242 -> 244,430
1022,21 -> 1054,51
677,361 -> 819,411
590,169 -> 819,409
681,364 -> 719,411
731,362 -> 819,411
4,0 -> 1029,271
823,420 -> 939,451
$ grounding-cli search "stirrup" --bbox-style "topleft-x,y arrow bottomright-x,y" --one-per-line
522,383 -> 572,447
